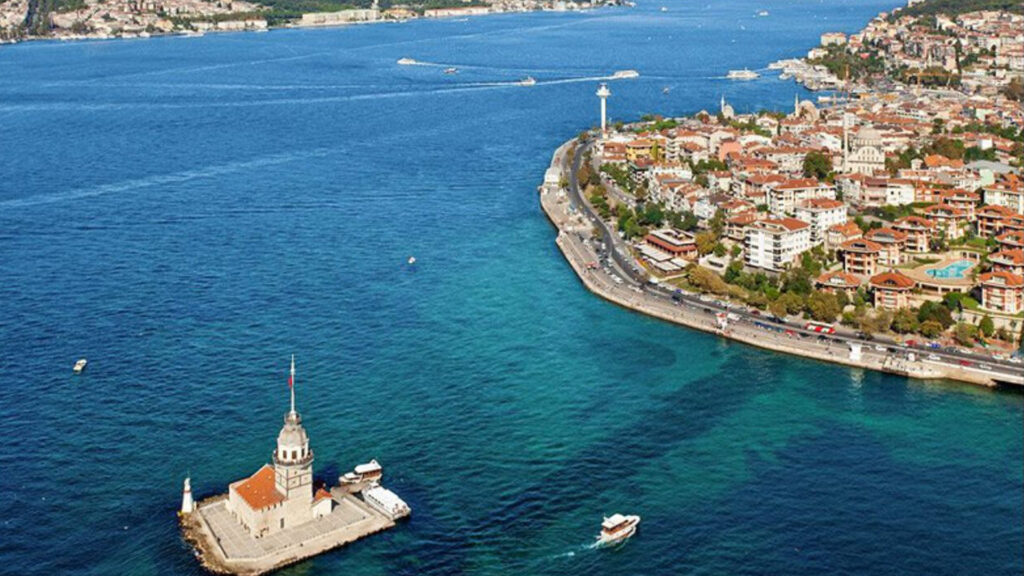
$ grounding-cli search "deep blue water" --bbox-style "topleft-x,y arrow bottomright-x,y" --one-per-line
1,2 -> 1021,575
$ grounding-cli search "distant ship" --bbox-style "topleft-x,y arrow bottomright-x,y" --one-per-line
660,6 -> 668,12
443,67 -> 458,74
757,10 -> 769,16
612,69 -> 640,79
397,58 -> 418,65
519,76 -> 537,86
596,514 -> 640,546
662,86 -> 671,94
727,68 -> 760,80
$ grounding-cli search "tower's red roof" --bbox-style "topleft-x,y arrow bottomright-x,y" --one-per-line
233,464 -> 285,510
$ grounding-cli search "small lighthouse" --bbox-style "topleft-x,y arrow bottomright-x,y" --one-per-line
181,476 -> 194,515
596,83 -> 611,137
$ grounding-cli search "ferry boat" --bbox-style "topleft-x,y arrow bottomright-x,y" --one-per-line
397,58 -> 418,65
363,486 -> 411,520
611,69 -> 639,79
73,359 -> 87,373
340,459 -> 383,485
726,68 -> 760,80
443,67 -> 458,75
596,514 -> 640,546
519,76 -> 537,86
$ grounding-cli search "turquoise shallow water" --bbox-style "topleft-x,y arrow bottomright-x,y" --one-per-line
1,2 -> 1022,575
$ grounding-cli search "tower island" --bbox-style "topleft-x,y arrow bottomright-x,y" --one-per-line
180,357 -> 410,575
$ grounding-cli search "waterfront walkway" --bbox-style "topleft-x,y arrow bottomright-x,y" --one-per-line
539,138 -> 1024,389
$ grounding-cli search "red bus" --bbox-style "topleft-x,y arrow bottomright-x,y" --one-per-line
804,321 -> 836,335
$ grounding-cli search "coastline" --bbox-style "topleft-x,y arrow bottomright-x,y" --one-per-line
538,139 -> 1022,389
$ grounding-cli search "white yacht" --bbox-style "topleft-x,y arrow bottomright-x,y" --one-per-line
340,459 -> 383,485
757,10 -> 769,16
727,68 -> 760,80
519,76 -> 537,86
596,514 -> 640,546
397,58 -> 418,65
408,256 -> 417,265
363,486 -> 411,520
73,359 -> 87,373
612,69 -> 640,79
443,67 -> 458,75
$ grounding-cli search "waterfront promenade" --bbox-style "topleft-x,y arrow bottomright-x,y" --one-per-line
540,139 -> 1024,389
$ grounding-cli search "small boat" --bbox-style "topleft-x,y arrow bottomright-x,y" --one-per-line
726,68 -> 760,80
340,459 -> 383,486
73,359 -> 87,373
662,86 -> 671,94
660,6 -> 668,12
408,256 -> 417,265
596,514 -> 640,546
611,69 -> 639,79
519,76 -> 537,86
397,57 -> 418,65
757,10 -> 769,16
443,67 -> 458,75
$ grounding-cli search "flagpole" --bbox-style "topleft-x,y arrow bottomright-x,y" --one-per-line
290,354 -> 296,416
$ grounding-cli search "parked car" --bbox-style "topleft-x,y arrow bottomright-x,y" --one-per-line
927,354 -> 940,361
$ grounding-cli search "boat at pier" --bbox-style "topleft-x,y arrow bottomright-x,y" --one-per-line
397,58 -> 418,65
340,459 -> 383,486
363,486 -> 411,521
596,514 -> 640,546
727,69 -> 760,80
612,69 -> 639,79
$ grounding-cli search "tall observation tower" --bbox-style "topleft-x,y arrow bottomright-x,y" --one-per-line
596,83 -> 611,137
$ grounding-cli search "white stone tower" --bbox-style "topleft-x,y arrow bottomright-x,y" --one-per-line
596,83 -> 611,136
273,355 -> 314,503
181,476 -> 194,514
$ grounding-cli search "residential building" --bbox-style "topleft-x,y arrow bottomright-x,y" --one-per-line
744,218 -> 812,272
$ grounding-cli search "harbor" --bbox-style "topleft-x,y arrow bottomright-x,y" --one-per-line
179,358 -> 409,575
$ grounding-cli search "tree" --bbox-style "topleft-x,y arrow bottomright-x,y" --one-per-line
979,315 -> 995,338
891,308 -> 919,334
919,320 -> 944,338
777,292 -> 805,316
803,151 -> 833,180
687,265 -> 729,295
954,322 -> 977,347
695,232 -> 718,255
806,291 -> 841,322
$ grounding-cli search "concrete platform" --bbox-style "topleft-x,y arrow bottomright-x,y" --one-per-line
184,494 -> 395,575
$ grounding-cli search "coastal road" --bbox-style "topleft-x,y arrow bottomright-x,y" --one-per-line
556,139 -> 1023,387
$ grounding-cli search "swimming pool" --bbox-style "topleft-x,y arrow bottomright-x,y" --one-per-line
926,260 -> 974,279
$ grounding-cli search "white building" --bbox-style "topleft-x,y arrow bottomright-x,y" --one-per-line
225,357 -> 333,538
744,218 -> 812,271
794,199 -> 847,246
766,178 -> 836,215
845,126 -> 886,175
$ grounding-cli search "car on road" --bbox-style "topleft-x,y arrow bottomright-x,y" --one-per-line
927,354 -> 940,361
874,345 -> 886,352
959,360 -> 972,367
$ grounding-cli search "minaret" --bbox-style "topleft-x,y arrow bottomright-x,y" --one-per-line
274,355 -> 314,502
794,93 -> 800,117
596,83 -> 611,137
181,476 -> 194,515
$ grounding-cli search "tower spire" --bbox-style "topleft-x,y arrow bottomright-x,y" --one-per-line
290,354 -> 296,416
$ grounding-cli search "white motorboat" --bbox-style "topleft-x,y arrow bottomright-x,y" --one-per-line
660,6 -> 668,12
73,359 -> 87,373
727,68 -> 760,80
397,58 -> 418,65
407,256 -> 417,265
340,459 -> 383,485
612,69 -> 639,79
596,513 -> 640,546
443,67 -> 458,74
519,76 -> 537,86
757,10 -> 769,16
